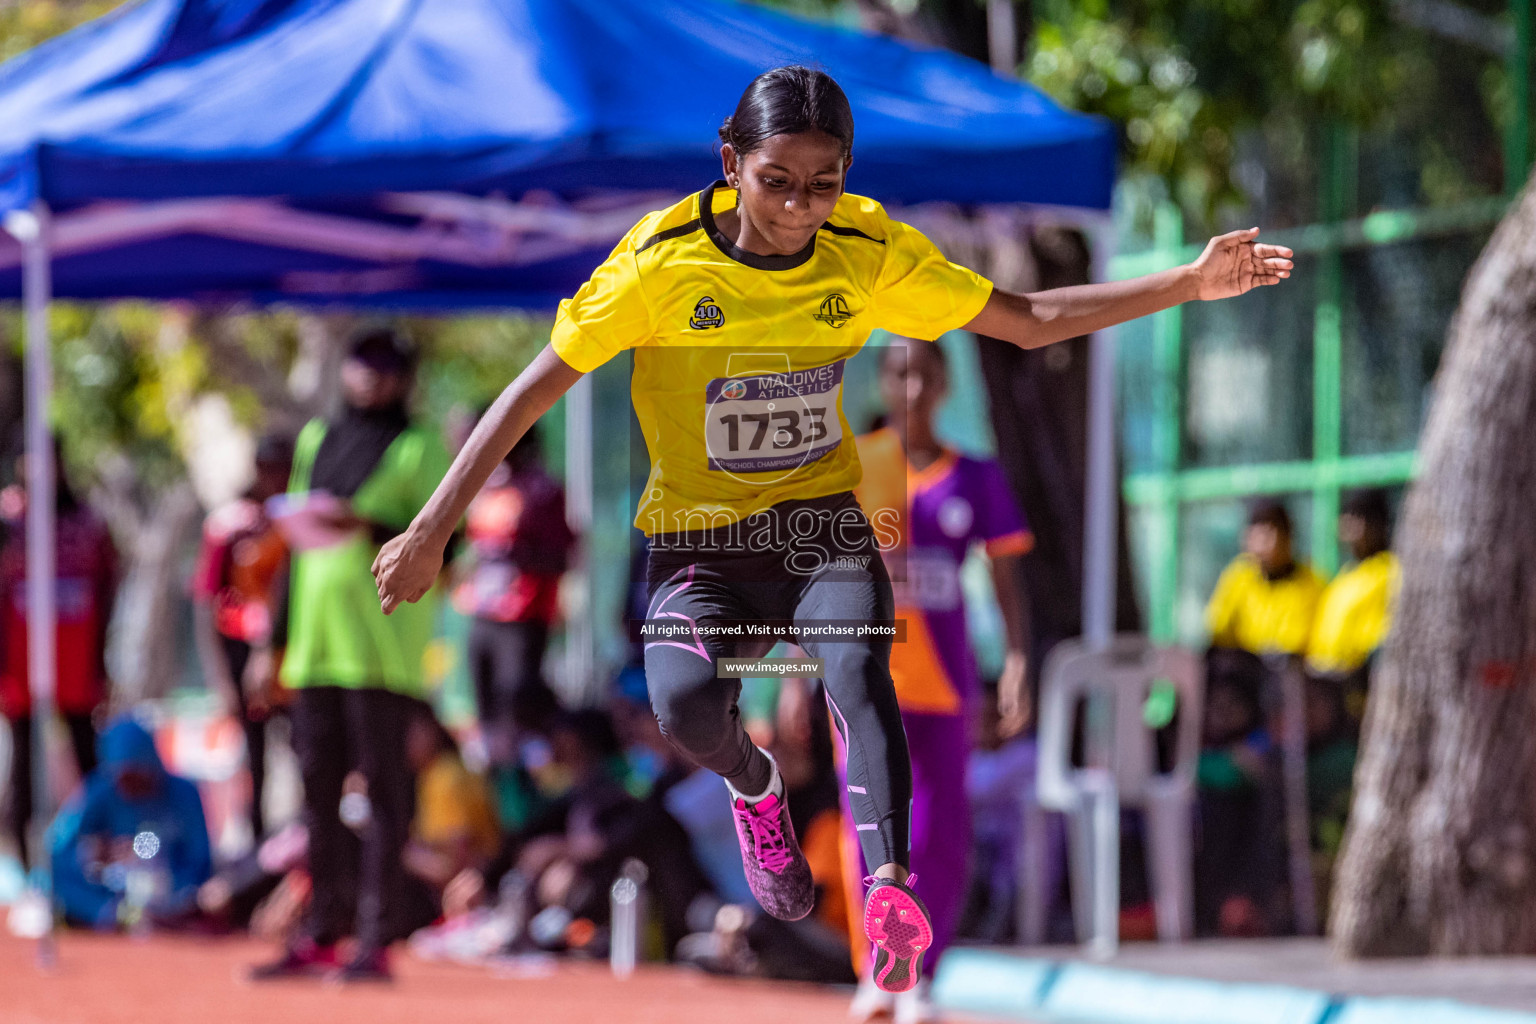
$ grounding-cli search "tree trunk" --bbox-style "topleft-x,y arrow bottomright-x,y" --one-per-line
101,477 -> 202,707
1332,177 -> 1536,956
95,311 -> 346,706
977,225 -> 1143,675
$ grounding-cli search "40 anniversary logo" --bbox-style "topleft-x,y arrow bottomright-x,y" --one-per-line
690,295 -> 725,329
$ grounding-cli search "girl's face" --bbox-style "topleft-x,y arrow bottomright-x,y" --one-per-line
879,339 -> 947,434
1244,522 -> 1291,571
721,130 -> 850,255
341,358 -> 410,411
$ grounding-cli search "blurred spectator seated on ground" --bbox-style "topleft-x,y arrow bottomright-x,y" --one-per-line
480,680 -> 564,835
404,704 -> 501,898
432,708 -> 710,961
51,717 -> 212,931
611,665 -> 696,801
1193,658 -> 1277,937
196,821 -> 308,935
1197,498 -> 1325,939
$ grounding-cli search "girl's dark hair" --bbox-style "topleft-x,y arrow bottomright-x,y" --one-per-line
881,337 -> 949,382
1246,497 -> 1293,536
719,65 -> 854,159
1342,487 -> 1391,530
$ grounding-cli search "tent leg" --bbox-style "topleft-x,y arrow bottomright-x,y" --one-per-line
564,373 -> 596,703
1081,217 -> 1119,956
5,200 -> 57,959
1083,216 -> 1119,650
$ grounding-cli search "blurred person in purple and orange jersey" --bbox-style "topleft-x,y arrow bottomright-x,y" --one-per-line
453,421 -> 575,770
0,437 -> 118,869
844,336 -> 1033,1022
192,434 -> 293,841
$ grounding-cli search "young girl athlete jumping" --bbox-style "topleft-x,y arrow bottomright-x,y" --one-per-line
373,66 -> 1292,993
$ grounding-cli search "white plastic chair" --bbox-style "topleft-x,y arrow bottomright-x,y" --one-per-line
1024,635 -> 1203,956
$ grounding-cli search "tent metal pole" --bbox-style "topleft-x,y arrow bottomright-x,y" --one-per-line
986,0 -> 1017,74
564,373 -> 596,702
1083,214 -> 1118,651
5,200 -> 57,951
1080,212 -> 1120,957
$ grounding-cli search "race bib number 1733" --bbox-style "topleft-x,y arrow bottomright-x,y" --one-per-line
704,361 -> 845,475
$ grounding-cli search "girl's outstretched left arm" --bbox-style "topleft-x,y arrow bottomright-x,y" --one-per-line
964,227 -> 1293,350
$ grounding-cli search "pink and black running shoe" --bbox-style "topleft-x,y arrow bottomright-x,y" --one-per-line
863,874 -> 932,994
731,791 -> 815,922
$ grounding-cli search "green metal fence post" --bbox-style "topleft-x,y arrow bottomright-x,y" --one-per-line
1148,202 -> 1184,643
1311,123 -> 1348,575
1508,0 -> 1532,195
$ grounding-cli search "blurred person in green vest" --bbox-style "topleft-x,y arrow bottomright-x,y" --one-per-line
249,327 -> 451,984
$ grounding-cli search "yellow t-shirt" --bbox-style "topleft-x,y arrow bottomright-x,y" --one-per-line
1307,551 -> 1400,675
415,753 -> 501,863
550,181 -> 994,535
1205,555 -> 1325,657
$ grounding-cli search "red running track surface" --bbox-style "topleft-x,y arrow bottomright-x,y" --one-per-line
0,931 -> 865,1024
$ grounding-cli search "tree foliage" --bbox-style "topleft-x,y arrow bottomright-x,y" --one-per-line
0,0 -> 118,60
770,0 -> 1514,225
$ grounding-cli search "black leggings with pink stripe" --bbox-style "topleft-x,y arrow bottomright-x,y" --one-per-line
642,491 -> 910,871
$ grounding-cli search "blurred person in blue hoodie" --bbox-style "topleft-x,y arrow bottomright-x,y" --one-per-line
50,717 -> 212,930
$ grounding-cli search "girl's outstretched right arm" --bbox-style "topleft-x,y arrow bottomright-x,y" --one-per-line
372,344 -> 584,613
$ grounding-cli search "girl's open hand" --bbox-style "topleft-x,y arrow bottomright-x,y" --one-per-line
1191,227 -> 1294,300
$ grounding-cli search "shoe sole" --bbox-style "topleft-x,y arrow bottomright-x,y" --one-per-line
864,884 -> 932,995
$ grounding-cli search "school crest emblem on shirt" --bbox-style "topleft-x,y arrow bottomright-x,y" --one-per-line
690,296 -> 725,329
814,293 -> 853,328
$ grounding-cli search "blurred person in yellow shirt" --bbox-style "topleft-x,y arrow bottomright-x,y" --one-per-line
1307,489 -> 1398,681
407,706 -> 502,887
1206,499 -> 1325,658
1303,490 -> 1398,869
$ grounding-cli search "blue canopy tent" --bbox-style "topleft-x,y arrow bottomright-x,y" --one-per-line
0,0 -> 1124,946
0,0 -> 1114,303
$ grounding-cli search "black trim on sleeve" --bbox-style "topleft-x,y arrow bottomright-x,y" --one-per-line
819,222 -> 885,244
636,218 -> 704,254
